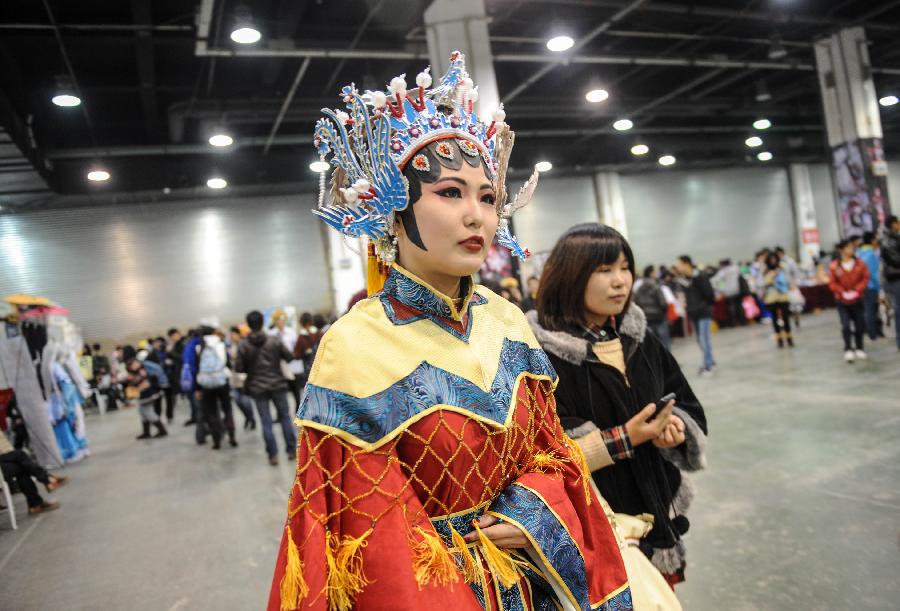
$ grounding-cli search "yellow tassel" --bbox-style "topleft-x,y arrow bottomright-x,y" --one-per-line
565,435 -> 593,506
325,528 -> 373,611
471,520 -> 525,590
280,525 -> 309,611
411,527 -> 460,589
527,450 -> 566,473
366,243 -> 388,296
449,523 -> 480,584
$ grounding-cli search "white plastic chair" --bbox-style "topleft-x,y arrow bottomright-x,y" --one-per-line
0,479 -> 17,530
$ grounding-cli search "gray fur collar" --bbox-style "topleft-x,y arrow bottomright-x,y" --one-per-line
526,304 -> 647,365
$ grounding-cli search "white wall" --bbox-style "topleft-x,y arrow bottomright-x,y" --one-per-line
1,193 -> 330,344
620,167 -> 796,267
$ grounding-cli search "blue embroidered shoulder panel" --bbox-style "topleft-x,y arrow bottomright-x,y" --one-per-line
297,337 -> 556,444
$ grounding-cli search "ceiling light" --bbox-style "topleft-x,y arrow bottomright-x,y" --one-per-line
309,160 -> 330,173
613,119 -> 633,131
658,155 -> 676,166
755,81 -> 772,103
87,170 -> 110,182
208,134 -> 233,147
207,177 -> 227,189
52,94 -> 81,107
534,161 -> 553,172
757,151 -> 773,161
768,34 -> 788,60
745,136 -> 763,148
879,95 -> 898,107
753,118 -> 772,130
546,36 -> 574,52
585,89 -> 609,103
630,144 -> 649,156
230,27 -> 261,44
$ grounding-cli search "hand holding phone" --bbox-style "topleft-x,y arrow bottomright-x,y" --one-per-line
649,392 -> 676,421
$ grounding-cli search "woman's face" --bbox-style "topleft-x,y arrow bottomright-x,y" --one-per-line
396,158 -> 498,285
584,251 -> 633,320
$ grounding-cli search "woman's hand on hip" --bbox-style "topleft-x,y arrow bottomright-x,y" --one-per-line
462,514 -> 532,549
625,400 -> 674,446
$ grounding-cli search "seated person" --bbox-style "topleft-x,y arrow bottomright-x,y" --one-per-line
0,432 -> 68,515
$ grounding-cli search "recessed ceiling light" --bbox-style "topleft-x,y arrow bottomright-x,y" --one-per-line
52,94 -> 81,107
87,170 -> 110,182
230,27 -> 261,44
879,95 -> 898,107
309,160 -> 330,173
745,136 -> 763,147
613,119 -> 633,131
630,144 -> 649,156
658,155 -> 676,166
546,36 -> 574,52
585,89 -> 609,103
753,118 -> 772,130
535,161 -> 553,172
208,134 -> 234,147
757,151 -> 773,161
207,177 -> 227,189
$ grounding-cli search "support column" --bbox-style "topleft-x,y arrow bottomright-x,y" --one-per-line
593,172 -> 628,238
788,163 -> 821,269
424,0 -> 499,117
814,26 -> 892,238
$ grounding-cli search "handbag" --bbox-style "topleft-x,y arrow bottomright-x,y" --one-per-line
592,481 -> 683,611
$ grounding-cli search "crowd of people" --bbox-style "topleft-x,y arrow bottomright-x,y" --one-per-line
77,311 -> 332,465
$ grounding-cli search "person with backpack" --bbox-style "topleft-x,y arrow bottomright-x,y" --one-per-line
762,252 -> 794,348
180,330 -> 206,443
194,327 -> 237,450
292,312 -> 323,384
675,255 -> 717,375
634,265 -> 672,350
122,345 -> 167,440
235,310 -> 296,465
138,349 -> 171,418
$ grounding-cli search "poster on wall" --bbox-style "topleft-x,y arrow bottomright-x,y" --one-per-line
832,139 -> 892,238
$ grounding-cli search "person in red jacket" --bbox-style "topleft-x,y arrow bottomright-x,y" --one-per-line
828,239 -> 870,363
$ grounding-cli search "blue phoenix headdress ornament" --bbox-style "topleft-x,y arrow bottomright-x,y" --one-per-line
312,51 -> 536,261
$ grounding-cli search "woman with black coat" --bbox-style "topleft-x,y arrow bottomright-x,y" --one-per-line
528,223 -> 708,586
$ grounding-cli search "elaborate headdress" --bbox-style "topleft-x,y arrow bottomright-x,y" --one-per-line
312,51 -> 536,271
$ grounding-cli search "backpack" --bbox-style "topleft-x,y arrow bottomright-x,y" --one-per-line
141,359 -> 169,388
633,281 -> 666,322
196,344 -> 228,389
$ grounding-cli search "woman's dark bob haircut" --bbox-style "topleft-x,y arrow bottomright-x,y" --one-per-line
536,223 -> 635,331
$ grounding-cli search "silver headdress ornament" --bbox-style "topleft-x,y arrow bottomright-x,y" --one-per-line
312,51 -> 535,261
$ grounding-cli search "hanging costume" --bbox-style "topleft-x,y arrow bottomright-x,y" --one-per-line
268,53 -> 631,611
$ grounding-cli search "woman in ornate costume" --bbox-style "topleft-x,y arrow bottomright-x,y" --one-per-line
268,52 -> 632,611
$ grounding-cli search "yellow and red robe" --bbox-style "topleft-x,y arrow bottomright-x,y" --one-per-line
269,264 -> 632,611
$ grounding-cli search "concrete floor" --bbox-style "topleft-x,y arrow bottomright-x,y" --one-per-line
1,312 -> 898,611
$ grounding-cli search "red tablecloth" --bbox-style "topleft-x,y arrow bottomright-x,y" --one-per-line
800,284 -> 835,311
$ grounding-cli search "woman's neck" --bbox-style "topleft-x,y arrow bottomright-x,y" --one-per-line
397,258 -> 462,299
585,311 -> 610,329
841,253 -> 854,262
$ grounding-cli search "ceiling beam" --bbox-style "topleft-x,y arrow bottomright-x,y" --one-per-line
131,0 -> 161,142
320,0 -> 388,94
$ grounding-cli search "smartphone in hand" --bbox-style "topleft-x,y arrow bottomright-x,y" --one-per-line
649,392 -> 676,421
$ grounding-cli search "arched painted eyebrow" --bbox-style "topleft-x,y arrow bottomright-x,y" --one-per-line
433,176 -> 494,191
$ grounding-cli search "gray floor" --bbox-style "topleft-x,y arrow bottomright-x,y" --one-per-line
1,312 -> 898,611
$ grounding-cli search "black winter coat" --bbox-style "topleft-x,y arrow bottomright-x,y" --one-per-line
681,271 -> 715,319
235,331 -> 293,396
528,305 -> 707,575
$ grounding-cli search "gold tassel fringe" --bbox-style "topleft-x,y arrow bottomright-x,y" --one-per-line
366,243 -> 388,296
564,435 -> 593,506
471,520 -> 526,590
449,523 -> 480,584
527,450 -> 566,473
411,527 -> 460,589
325,528 -> 373,611
280,525 -> 310,611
